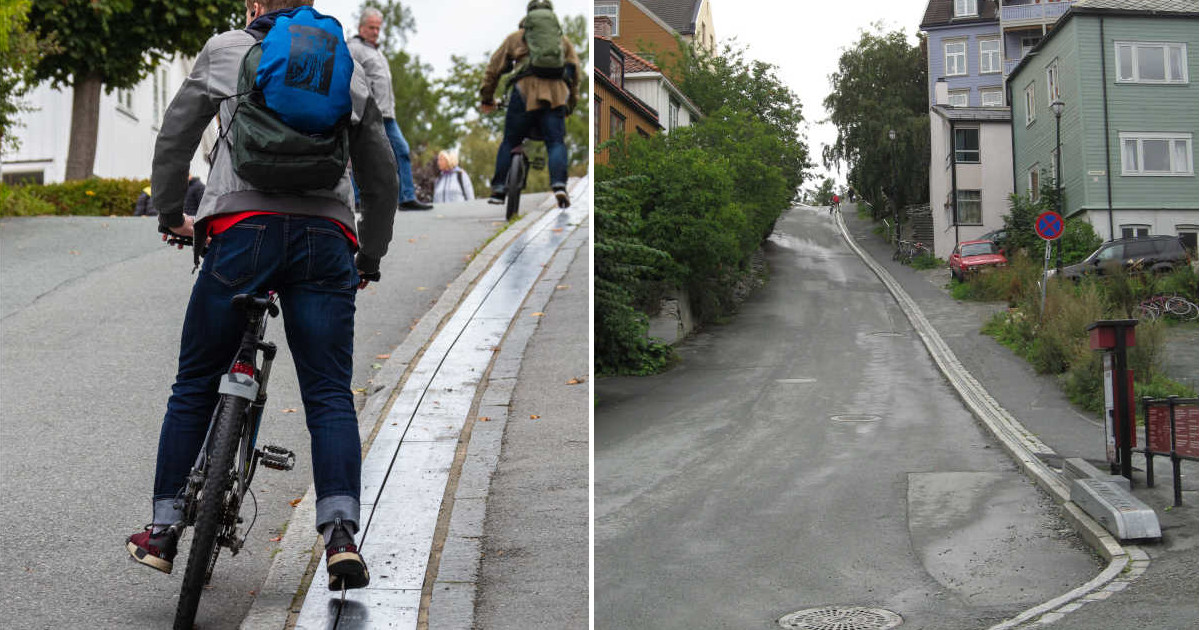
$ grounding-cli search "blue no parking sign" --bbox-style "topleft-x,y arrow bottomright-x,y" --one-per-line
1036,211 -> 1064,241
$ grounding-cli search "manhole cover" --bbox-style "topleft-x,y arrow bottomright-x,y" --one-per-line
869,332 -> 905,338
831,414 -> 881,423
779,606 -> 903,630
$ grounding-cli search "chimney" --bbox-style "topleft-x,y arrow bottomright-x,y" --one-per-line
595,16 -> 613,38
935,78 -> 949,106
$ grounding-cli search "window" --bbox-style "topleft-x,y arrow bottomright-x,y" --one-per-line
1095,243 -> 1123,261
948,90 -> 969,107
945,40 -> 967,76
1176,225 -> 1197,253
610,108 -> 626,139
980,38 -> 1001,74
1020,36 -> 1041,58
956,190 -> 982,224
595,1 -> 619,36
954,0 -> 977,17
608,49 -> 624,86
637,127 -> 651,139
980,88 -> 1003,107
955,128 -> 980,163
1116,42 -> 1188,84
1028,166 -> 1041,202
1045,60 -> 1060,104
1120,133 -> 1193,176
116,88 -> 135,116
1121,225 -> 1151,239
152,68 -> 169,127
1024,83 -> 1036,125
595,97 -> 602,143
668,97 -> 680,131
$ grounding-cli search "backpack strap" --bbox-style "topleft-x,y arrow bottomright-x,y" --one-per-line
456,171 -> 467,200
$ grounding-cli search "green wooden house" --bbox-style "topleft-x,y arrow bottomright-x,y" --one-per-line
1007,0 -> 1198,246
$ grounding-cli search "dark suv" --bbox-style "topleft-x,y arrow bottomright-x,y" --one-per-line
1054,235 -> 1192,280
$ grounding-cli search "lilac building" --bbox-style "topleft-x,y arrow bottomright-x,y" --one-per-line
921,0 -> 1005,108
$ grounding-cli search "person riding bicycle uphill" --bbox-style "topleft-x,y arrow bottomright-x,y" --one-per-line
126,0 -> 398,592
479,0 -> 580,209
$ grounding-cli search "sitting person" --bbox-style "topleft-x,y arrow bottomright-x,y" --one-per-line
431,151 -> 475,204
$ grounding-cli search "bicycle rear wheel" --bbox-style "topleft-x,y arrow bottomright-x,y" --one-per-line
174,394 -> 249,630
505,154 -> 524,221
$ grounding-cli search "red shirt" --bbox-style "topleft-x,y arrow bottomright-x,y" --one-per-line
206,211 -> 358,248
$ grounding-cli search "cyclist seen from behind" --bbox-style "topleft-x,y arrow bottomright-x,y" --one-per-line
126,0 -> 398,592
479,0 -> 580,209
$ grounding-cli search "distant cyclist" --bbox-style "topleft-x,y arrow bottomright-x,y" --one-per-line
831,193 -> 840,215
479,0 -> 580,209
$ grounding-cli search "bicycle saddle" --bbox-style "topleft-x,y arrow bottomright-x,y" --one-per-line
231,294 -> 279,317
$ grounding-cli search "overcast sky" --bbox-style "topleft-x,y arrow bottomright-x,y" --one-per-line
709,1 -> 930,186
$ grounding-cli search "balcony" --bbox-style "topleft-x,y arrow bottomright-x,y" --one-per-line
1000,1 -> 1071,28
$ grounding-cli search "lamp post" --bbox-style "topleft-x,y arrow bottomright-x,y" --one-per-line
1051,99 -> 1065,274
888,128 -> 897,244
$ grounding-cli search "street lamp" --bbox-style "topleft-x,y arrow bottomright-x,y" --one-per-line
888,129 -> 897,244
1051,99 -> 1064,274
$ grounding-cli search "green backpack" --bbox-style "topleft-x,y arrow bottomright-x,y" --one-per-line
226,31 -> 350,192
522,5 -> 565,79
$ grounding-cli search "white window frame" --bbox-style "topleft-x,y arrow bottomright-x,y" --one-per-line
1028,165 -> 1041,201
1120,225 -> 1151,239
954,0 -> 977,18
1024,83 -> 1036,126
979,38 -> 1001,74
945,40 -> 968,77
595,1 -> 620,36
1119,132 -> 1194,176
1045,60 -> 1061,104
1020,36 -> 1041,58
956,190 -> 983,225
980,87 -> 1003,107
954,127 -> 981,163
1115,41 -> 1188,84
116,88 -> 135,118
152,67 -> 169,127
948,89 -> 969,107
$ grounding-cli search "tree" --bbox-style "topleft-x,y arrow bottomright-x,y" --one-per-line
823,25 -> 929,218
28,0 -> 243,180
1,0 -> 54,152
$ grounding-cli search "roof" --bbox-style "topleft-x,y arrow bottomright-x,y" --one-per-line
932,105 -> 1012,122
920,0 -> 999,29
635,0 -> 702,35
594,37 -> 662,128
621,46 -> 662,74
1007,0 -> 1197,80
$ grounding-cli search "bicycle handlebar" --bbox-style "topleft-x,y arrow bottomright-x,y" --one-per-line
159,224 -> 195,248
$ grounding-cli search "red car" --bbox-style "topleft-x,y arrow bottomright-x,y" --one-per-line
949,239 -> 1008,280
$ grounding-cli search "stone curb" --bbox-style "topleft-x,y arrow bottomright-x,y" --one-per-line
428,216 -> 589,630
831,208 -> 1139,630
240,185 -> 577,630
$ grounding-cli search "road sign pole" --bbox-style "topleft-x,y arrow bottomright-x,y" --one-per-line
1041,241 -> 1051,316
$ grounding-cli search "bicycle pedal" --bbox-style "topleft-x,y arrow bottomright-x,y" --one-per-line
530,157 -> 546,170
259,445 -> 295,471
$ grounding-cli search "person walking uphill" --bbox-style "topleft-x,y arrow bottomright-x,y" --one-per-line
126,0 -> 399,594
348,7 -> 432,211
480,0 -> 580,209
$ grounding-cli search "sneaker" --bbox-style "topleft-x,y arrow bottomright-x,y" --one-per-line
126,525 -> 178,574
398,200 -> 433,211
487,192 -> 505,205
553,188 -> 570,208
326,519 -> 369,591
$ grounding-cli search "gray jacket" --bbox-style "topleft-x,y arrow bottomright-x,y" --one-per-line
152,29 -> 398,270
346,35 -> 396,119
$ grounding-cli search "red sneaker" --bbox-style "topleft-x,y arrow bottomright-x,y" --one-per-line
326,519 -> 369,591
126,525 -> 178,574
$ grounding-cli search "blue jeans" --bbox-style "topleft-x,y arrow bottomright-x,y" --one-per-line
152,214 -> 362,532
491,88 -> 568,194
354,117 -> 416,205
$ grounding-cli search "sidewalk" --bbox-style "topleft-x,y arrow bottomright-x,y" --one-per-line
839,204 -> 1198,629
241,180 -> 590,630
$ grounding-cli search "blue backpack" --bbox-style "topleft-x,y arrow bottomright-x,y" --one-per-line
228,7 -> 354,190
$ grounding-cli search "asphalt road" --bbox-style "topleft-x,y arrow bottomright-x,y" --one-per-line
594,205 -> 1101,630
0,197 -> 533,630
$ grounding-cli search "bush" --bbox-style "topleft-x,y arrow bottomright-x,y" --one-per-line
909,253 -> 943,270
0,178 -> 148,217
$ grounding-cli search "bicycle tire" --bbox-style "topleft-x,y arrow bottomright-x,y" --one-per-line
1166,297 -> 1198,318
174,394 -> 249,630
505,154 -> 524,221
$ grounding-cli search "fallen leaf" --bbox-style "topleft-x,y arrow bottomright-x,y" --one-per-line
371,363 -> 382,369
566,377 -> 586,385
479,416 -> 490,422
531,312 -> 545,317
417,287 -> 427,291
289,498 -> 303,507
69,250 -> 80,255
281,408 -> 298,413
269,536 -> 282,542
530,414 -> 540,420
408,238 -> 417,243
375,354 -> 391,360
551,227 -> 564,233
556,284 -> 570,290
354,387 -> 367,393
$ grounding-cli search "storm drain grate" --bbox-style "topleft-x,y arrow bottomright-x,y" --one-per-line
778,606 -> 903,630
831,414 -> 881,423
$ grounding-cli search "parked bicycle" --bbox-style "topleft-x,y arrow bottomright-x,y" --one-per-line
892,239 -> 931,265
155,227 -> 295,630
1137,294 -> 1198,322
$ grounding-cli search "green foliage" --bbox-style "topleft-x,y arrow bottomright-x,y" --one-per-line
28,1 -> 243,91
807,177 -> 836,206
1,179 -> 148,216
909,253 -> 943,270
1,0 -> 56,152
1002,177 -> 1100,265
823,24 -> 929,215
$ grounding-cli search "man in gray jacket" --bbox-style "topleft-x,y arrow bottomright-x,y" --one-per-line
126,0 -> 397,594
348,8 -> 432,211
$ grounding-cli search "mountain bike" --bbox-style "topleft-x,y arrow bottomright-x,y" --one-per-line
159,227 -> 296,630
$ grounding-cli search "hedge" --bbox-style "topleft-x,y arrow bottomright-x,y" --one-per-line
0,178 -> 149,217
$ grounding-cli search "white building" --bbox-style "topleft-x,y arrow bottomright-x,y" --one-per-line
617,47 -> 700,135
2,55 -> 214,185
